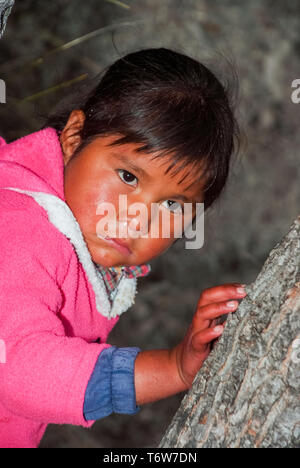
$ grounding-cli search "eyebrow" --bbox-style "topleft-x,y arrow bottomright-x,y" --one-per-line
111,152 -> 149,180
111,151 -> 196,203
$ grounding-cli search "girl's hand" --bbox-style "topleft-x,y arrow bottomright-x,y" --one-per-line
172,283 -> 247,389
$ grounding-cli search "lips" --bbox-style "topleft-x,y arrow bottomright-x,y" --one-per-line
97,234 -> 132,255
109,237 -> 132,254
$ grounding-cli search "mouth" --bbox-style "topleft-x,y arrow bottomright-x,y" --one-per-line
97,234 -> 132,256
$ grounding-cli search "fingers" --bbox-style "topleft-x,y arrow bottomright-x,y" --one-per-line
199,299 -> 240,320
186,283 -> 248,357
192,325 -> 224,348
193,298 -> 240,330
197,283 -> 247,308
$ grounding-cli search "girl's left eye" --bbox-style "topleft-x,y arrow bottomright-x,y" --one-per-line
161,200 -> 183,214
117,169 -> 138,187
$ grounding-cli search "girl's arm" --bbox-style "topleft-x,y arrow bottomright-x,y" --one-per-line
134,283 -> 248,405
134,348 -> 187,405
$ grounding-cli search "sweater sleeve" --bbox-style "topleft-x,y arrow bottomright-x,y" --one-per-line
0,196 -> 110,427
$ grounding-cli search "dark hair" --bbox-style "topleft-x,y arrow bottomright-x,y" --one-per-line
42,47 -> 240,211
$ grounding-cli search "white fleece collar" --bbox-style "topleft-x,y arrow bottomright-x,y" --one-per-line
3,187 -> 138,320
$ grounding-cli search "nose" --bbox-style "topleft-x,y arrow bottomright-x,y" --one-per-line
117,194 -> 153,238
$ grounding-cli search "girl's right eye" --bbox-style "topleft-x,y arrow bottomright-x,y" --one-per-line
117,169 -> 138,187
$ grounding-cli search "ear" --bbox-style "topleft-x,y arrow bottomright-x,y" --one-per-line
60,109 -> 85,165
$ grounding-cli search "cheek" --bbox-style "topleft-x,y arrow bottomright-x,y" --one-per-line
151,209 -> 185,239
94,175 -> 120,206
94,185 -> 122,237
137,234 -> 175,260
132,211 -> 184,261
79,175 -> 121,233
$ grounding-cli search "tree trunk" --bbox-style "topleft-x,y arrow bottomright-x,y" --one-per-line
0,0 -> 14,38
160,215 -> 300,448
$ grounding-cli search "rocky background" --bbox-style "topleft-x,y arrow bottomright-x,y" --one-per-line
0,0 -> 299,448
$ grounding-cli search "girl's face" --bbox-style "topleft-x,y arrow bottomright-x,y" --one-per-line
62,116 -> 204,267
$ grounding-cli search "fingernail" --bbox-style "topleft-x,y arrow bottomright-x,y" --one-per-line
227,301 -> 237,308
237,287 -> 247,294
214,325 -> 223,333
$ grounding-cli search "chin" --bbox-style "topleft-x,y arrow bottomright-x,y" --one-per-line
91,253 -> 132,268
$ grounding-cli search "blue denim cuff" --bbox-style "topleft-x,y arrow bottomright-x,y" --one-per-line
83,346 -> 141,421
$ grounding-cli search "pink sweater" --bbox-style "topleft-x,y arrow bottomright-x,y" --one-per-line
0,128 -> 139,448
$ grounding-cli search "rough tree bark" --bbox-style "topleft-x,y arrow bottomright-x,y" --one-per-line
0,0 -> 14,38
160,215 -> 300,448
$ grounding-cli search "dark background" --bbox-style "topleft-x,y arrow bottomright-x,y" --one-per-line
0,0 -> 299,448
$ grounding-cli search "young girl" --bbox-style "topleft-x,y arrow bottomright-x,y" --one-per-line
0,47 -> 246,448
